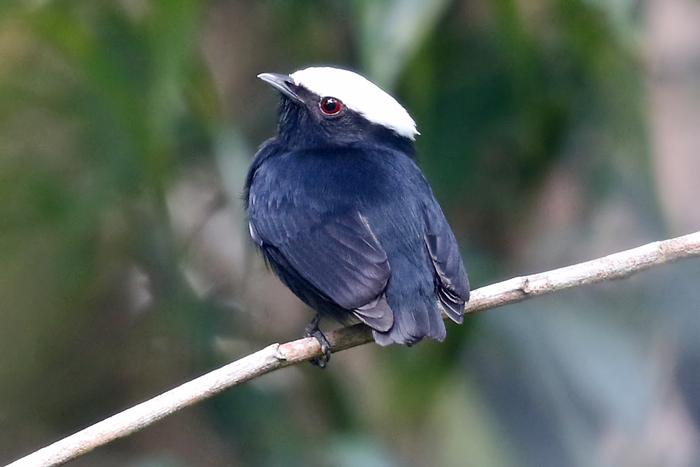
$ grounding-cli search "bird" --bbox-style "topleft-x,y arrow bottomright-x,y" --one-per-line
244,66 -> 469,367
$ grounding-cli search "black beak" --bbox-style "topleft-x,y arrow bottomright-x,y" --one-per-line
257,73 -> 303,104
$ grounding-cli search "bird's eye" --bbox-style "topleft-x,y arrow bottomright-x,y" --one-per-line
320,97 -> 343,115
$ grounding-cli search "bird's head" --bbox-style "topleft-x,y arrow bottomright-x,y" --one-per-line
258,67 -> 418,154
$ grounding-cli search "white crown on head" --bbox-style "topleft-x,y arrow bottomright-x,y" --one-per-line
290,67 -> 419,140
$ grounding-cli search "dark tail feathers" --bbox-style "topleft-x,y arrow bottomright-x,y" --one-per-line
371,297 -> 446,346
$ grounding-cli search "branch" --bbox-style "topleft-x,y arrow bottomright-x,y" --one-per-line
6,231 -> 700,467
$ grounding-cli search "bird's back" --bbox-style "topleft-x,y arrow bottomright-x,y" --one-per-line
246,140 -> 469,345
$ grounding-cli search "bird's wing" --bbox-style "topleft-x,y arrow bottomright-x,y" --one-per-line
424,205 -> 470,323
250,207 -> 393,329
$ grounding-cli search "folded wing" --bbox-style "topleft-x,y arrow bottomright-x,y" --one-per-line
424,205 -> 470,323
250,207 -> 393,331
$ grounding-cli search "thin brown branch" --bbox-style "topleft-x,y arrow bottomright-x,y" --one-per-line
6,231 -> 700,467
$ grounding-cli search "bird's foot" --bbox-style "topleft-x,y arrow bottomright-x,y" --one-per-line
305,314 -> 331,368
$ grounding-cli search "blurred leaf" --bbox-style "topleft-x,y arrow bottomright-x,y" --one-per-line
326,435 -> 399,467
356,0 -> 452,88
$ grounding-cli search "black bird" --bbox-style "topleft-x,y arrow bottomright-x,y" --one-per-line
244,67 -> 469,366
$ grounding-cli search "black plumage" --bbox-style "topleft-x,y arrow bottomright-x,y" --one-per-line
244,67 -> 469,364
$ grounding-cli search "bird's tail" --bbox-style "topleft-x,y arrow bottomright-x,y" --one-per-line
371,293 -> 446,346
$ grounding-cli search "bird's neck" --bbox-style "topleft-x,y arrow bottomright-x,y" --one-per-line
277,125 -> 417,157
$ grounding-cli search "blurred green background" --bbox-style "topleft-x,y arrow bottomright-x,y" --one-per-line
2,0 -> 700,466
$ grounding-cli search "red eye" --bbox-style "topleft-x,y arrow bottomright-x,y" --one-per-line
320,97 -> 342,114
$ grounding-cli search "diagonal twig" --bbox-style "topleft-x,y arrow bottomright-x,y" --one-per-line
6,230 -> 700,467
